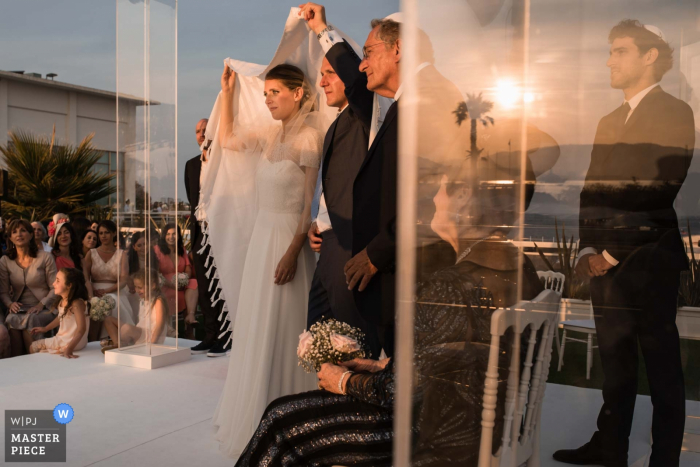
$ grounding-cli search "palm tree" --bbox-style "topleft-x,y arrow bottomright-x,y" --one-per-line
453,92 -> 495,172
0,128 -> 115,222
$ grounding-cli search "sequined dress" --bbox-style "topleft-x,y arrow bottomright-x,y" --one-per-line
234,241 -> 543,467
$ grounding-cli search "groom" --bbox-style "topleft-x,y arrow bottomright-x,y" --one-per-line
302,3 -> 400,356
304,21 -> 381,359
554,21 -> 693,467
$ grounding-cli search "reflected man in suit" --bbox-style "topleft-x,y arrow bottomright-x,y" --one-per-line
554,20 -> 694,467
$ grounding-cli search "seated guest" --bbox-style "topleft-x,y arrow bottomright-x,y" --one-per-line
102,267 -> 168,352
153,223 -> 198,338
1,219 -> 58,356
71,216 -> 92,243
122,230 -> 159,313
81,229 -> 98,258
29,268 -> 89,358
31,221 -> 52,253
234,148 -> 543,466
124,231 -> 160,276
84,220 -> 134,342
48,215 -> 82,271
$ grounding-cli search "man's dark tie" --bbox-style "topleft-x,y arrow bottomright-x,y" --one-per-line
619,102 -> 631,124
616,102 -> 631,137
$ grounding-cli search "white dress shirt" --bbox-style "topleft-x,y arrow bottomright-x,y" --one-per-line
578,82 -> 660,266
624,83 -> 659,123
314,105 -> 349,233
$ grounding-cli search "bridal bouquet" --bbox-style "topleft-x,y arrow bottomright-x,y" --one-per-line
297,319 -> 366,373
89,295 -> 116,321
174,273 -> 190,290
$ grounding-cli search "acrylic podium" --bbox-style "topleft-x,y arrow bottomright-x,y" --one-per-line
105,0 -> 189,369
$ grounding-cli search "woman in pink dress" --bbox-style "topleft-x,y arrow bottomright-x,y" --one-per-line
153,223 -> 198,337
48,217 -> 82,271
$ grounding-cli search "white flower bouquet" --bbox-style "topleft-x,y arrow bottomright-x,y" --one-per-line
89,295 -> 116,321
297,319 -> 366,373
174,272 -> 190,290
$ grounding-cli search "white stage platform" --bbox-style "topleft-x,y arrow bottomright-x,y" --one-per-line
1,339 -> 699,467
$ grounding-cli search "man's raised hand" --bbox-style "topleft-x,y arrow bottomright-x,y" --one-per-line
298,3 -> 327,35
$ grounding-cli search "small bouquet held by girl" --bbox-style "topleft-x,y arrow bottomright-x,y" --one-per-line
173,272 -> 190,291
297,319 -> 367,373
89,295 -> 116,322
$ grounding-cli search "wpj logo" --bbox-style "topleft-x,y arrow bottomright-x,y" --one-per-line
5,408 -> 69,463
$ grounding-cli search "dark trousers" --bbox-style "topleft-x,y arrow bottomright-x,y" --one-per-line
307,230 -> 382,359
590,269 -> 685,466
192,232 -> 224,346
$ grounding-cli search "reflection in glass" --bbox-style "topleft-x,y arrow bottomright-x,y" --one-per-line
398,1 -> 699,466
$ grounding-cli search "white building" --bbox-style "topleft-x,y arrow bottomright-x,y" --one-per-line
0,70 -> 143,206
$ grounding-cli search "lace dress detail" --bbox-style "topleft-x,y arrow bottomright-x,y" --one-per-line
257,127 -> 322,214
89,249 -> 123,284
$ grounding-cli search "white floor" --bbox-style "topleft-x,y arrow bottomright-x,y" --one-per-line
1,339 -> 699,467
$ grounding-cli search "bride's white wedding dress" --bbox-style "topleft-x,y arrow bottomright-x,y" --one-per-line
212,125 -> 322,457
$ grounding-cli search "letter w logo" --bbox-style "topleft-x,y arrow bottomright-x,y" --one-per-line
58,410 -> 70,418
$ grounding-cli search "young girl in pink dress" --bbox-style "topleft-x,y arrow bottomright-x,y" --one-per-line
102,267 -> 168,351
29,268 -> 89,358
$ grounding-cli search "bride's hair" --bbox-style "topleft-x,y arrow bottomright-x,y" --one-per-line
265,64 -> 314,110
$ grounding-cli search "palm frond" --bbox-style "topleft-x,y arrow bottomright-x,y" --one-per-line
0,129 -> 116,222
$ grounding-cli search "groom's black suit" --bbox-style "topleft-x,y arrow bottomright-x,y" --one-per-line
578,85 -> 694,466
306,40 -> 381,358
322,41 -> 398,355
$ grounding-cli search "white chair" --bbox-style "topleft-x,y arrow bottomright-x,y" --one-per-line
557,301 -> 598,380
478,289 -> 561,467
537,271 -> 565,359
536,271 -> 565,295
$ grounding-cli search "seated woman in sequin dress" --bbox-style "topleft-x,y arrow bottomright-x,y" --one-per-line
233,154 -> 544,466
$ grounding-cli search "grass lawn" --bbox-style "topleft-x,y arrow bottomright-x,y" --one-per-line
547,329 -> 700,401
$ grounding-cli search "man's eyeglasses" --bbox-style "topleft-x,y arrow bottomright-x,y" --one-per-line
362,42 -> 386,60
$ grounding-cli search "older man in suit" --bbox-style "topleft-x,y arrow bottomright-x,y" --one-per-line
554,20 -> 694,467
302,4 -> 467,357
185,118 -> 230,357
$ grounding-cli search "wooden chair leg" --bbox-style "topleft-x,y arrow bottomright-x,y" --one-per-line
557,329 -> 567,371
586,333 -> 593,380
554,326 -> 561,361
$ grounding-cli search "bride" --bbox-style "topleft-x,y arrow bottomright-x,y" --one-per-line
211,60 -> 325,456
199,8 -> 363,458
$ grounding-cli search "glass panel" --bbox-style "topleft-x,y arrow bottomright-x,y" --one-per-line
115,0 -> 178,355
397,1 -> 699,465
